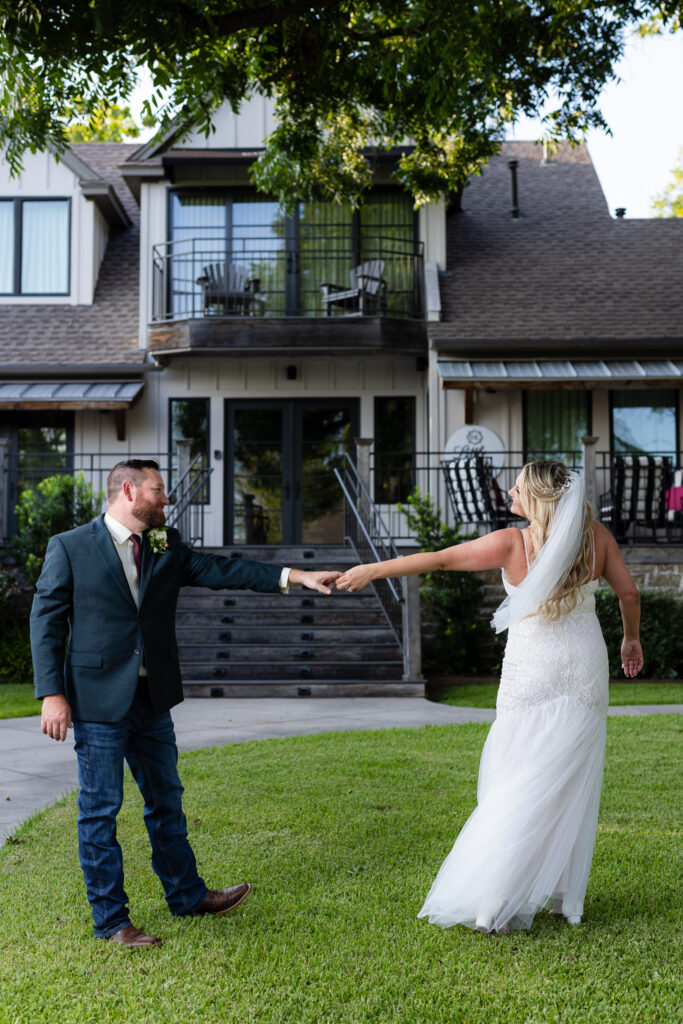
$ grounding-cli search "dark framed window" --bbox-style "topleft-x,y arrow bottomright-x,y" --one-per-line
0,198 -> 71,295
168,398 -> 210,502
0,411 -> 75,539
167,188 -> 417,317
374,396 -> 416,503
610,389 -> 679,455
524,391 -> 591,464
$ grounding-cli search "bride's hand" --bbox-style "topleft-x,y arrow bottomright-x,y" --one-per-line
621,639 -> 643,677
336,565 -> 375,592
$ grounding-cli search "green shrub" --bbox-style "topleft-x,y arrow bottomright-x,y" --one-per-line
12,473 -> 104,585
0,568 -> 35,686
0,621 -> 33,684
596,589 -> 683,679
0,569 -> 27,623
398,487 -> 488,674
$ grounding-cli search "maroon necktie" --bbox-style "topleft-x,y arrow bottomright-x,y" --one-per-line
130,533 -> 142,583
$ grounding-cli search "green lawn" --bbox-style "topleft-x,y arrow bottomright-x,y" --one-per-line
0,682 -> 39,718
436,681 -> 683,709
0,718 -> 681,1024
3,681 -> 682,721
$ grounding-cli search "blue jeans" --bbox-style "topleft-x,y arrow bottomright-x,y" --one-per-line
73,681 -> 207,938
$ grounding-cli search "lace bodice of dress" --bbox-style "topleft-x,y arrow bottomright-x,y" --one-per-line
497,573 -> 609,716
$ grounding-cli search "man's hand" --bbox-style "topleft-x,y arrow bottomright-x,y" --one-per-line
288,569 -> 342,595
41,694 -> 73,742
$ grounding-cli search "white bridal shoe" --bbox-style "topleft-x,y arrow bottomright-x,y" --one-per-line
551,897 -> 581,925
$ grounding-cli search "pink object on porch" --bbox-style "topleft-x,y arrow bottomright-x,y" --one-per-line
665,486 -> 683,511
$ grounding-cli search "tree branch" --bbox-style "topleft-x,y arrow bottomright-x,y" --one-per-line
205,0 -> 342,36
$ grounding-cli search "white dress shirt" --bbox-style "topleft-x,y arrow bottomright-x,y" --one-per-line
104,512 -> 143,606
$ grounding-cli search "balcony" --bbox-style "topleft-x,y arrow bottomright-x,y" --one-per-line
148,235 -> 427,358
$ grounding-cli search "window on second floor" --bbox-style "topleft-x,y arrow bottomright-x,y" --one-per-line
0,198 -> 70,296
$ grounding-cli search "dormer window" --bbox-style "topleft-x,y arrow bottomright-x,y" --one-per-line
0,198 -> 70,295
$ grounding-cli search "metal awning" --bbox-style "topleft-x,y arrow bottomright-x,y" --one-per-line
437,359 -> 683,388
0,381 -> 145,409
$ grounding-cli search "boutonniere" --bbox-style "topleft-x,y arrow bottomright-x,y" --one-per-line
148,528 -> 169,554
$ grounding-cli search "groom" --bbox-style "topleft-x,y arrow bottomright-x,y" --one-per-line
30,458 -> 339,947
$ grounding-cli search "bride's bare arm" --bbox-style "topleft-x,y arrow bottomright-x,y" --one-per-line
335,529 -> 518,593
595,521 -> 643,677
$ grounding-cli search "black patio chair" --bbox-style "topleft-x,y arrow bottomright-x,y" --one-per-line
320,259 -> 388,317
195,262 -> 263,316
441,453 -> 512,531
599,454 -> 673,542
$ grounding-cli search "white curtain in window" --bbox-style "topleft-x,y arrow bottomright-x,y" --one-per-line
21,201 -> 69,294
0,202 -> 13,293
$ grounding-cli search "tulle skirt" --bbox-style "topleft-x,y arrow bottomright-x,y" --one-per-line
418,695 -> 606,932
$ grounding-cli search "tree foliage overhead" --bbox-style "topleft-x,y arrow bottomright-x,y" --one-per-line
63,101 -> 146,143
1,1 -> 683,207
652,147 -> 683,217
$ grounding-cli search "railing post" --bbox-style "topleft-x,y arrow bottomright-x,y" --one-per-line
402,574 -> 424,682
0,437 -> 9,544
175,439 -> 193,541
580,435 -> 599,510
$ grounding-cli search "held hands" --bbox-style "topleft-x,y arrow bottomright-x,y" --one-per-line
335,565 -> 375,592
288,569 -> 342,595
621,639 -> 643,678
41,694 -> 73,742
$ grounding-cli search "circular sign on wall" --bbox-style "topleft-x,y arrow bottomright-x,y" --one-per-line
444,425 -> 506,474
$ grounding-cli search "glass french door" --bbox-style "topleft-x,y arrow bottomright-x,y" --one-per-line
225,399 -> 357,544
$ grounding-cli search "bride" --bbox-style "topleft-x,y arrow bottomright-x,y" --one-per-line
336,460 -> 643,933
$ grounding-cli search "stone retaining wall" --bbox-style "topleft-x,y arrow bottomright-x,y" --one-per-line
618,548 -> 683,594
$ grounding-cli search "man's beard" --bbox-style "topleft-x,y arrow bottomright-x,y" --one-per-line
131,498 -> 166,529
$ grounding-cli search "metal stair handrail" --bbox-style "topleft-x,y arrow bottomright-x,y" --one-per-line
166,455 -> 213,546
334,452 -> 407,660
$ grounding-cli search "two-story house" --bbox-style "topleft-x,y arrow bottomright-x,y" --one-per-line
2,99 -> 683,549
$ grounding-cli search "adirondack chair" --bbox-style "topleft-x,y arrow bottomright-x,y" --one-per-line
441,453 -> 512,531
599,454 -> 673,541
320,259 -> 388,316
195,262 -> 262,315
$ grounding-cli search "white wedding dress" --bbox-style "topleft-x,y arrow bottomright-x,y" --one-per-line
418,549 -> 609,933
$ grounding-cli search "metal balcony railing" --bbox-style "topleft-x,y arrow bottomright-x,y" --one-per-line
151,235 -> 424,322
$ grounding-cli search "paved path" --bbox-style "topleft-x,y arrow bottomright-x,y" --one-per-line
1,698 -> 681,846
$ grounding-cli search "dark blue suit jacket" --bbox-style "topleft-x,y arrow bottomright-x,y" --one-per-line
30,515 -> 283,721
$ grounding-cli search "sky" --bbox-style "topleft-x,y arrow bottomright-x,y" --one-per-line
129,28 -> 683,220
507,29 -> 683,219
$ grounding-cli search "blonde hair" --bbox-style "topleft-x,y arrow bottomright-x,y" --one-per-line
518,460 -> 594,619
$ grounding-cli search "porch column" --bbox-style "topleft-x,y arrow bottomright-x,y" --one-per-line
580,435 -> 599,510
402,574 -> 424,682
0,437 -> 9,544
175,438 -> 193,542
354,437 -> 373,493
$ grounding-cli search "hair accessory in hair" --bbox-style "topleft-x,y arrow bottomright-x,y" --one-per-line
537,478 -> 572,497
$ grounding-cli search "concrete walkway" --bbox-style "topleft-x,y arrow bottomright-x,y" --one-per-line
1,698 -> 681,846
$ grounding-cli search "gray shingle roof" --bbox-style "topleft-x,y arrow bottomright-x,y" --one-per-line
430,141 -> 683,352
0,143 -> 143,370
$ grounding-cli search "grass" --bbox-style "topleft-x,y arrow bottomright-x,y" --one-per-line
0,717 -> 681,1024
436,681 -> 683,709
3,681 -> 682,721
0,683 -> 39,719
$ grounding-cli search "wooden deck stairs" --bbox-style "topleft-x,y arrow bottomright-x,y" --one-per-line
176,545 -> 424,697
